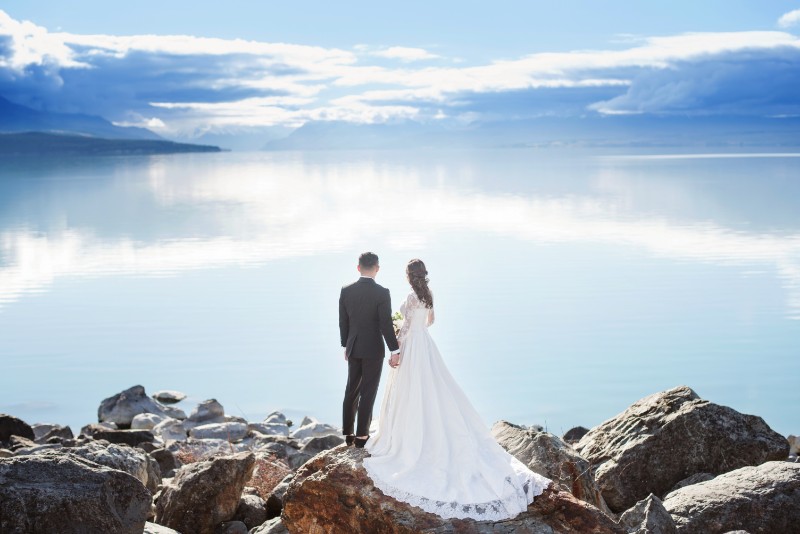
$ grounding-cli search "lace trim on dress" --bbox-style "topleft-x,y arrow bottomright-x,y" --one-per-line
363,461 -> 549,521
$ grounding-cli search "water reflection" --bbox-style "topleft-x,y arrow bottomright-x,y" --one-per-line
1,151 -> 799,319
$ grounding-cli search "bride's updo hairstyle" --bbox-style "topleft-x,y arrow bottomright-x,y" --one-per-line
407,259 -> 433,308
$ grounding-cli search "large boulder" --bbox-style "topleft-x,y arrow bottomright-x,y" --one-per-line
0,413 -> 34,444
155,451 -> 256,534
62,439 -> 162,492
98,385 -> 179,428
618,494 -> 676,534
663,461 -> 800,533
0,452 -> 151,533
282,446 -> 624,534
491,420 -> 611,515
575,386 -> 789,512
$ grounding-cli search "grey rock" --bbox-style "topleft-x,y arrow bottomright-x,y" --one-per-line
88,427 -> 156,447
98,385 -> 174,428
663,461 -> 800,533
234,493 -> 268,529
299,434 -> 346,456
217,520 -> 249,534
162,404 -> 188,420
13,443 -> 63,455
153,418 -> 188,441
266,472 -> 295,518
491,420 -> 612,515
144,522 -> 182,533
0,413 -> 34,444
151,447 -> 182,477
0,448 -> 13,458
59,439 -> 162,493
562,425 -> 590,444
248,422 -> 289,437
184,398 -> 226,429
190,421 -> 249,442
153,390 -> 188,404
789,434 -> 798,456
7,434 -> 36,450
263,411 -> 287,425
31,423 -> 73,443
167,437 -> 237,460
226,415 -> 249,424
0,451 -> 151,533
250,517 -> 289,534
132,412 -> 170,430
155,451 -> 256,534
289,421 -> 339,440
618,494 -> 676,534
575,386 -> 789,513
299,416 -> 314,427
665,472 -> 715,498
80,421 -> 117,436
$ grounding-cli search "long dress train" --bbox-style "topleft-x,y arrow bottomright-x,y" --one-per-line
363,291 -> 551,521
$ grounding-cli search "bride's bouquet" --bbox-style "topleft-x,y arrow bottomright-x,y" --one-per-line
392,311 -> 404,336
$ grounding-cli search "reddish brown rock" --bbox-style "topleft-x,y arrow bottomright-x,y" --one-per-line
282,446 -> 624,534
155,451 -> 256,534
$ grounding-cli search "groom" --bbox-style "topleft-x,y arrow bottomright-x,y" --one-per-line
339,252 -> 400,448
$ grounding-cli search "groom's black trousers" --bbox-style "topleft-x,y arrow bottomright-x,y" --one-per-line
343,356 -> 384,437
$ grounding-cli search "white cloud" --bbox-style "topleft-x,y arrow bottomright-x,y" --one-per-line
778,9 -> 800,28
1,7 -> 800,132
370,46 -> 440,62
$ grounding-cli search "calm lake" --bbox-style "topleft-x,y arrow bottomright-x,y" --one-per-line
1,149 -> 798,437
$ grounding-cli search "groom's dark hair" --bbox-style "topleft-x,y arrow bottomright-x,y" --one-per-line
359,252 -> 379,269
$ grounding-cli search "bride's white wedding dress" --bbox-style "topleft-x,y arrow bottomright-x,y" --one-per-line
364,291 -> 551,521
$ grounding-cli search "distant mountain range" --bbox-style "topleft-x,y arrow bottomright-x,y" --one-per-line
0,95 -> 221,155
4,92 -> 798,154
0,132 -> 221,156
263,115 -> 800,151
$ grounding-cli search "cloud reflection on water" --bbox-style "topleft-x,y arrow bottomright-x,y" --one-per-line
0,152 -> 798,319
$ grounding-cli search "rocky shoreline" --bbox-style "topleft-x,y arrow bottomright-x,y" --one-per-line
0,384 -> 797,533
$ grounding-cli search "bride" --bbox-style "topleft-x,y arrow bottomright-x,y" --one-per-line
363,259 -> 551,521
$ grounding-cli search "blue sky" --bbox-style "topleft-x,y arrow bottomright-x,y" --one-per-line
1,2 -> 800,138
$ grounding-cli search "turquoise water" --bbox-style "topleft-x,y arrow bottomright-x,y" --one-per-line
0,149 -> 798,437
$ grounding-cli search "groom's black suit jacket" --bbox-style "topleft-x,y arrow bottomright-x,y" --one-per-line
339,277 -> 399,359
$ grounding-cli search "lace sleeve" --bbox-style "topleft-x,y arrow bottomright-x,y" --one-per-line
427,307 -> 435,327
397,292 -> 417,343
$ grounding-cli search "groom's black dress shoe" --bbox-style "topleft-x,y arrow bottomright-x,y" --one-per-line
354,436 -> 369,448
345,435 -> 355,446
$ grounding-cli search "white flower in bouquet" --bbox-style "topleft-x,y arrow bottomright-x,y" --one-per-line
392,311 -> 404,336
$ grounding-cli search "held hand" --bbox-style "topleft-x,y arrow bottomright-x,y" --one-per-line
389,354 -> 400,368
344,349 -> 348,361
